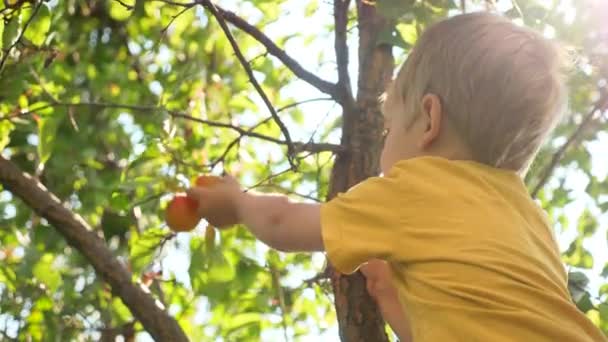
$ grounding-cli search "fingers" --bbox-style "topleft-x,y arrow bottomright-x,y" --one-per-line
360,262 -> 372,277
361,259 -> 396,300
360,259 -> 389,279
185,187 -> 210,215
185,186 -> 208,201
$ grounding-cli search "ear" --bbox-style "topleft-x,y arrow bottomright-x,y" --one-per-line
419,93 -> 443,149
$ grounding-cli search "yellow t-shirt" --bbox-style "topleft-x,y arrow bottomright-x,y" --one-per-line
321,157 -> 606,342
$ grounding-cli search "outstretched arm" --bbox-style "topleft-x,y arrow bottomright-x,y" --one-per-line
237,192 -> 323,252
187,176 -> 324,252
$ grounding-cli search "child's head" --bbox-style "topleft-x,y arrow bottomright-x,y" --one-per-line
380,12 -> 568,175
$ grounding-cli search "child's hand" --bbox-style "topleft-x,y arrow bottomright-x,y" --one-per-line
361,259 -> 413,342
186,175 -> 243,228
360,259 -> 399,300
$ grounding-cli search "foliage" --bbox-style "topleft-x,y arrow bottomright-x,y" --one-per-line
0,0 -> 606,340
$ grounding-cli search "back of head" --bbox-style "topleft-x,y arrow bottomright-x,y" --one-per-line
384,12 -> 568,174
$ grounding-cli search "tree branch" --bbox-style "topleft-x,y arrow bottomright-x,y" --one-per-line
0,101 -> 344,154
304,266 -> 331,287
156,0 -> 340,99
334,0 -> 355,107
208,97 -> 337,168
293,142 -> 343,154
211,3 -> 339,99
531,91 -> 608,198
198,0 -> 296,169
0,156 -> 188,341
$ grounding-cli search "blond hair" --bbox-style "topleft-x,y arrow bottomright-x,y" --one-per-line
383,12 -> 568,173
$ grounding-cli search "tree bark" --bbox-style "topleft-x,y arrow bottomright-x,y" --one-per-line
327,1 -> 395,341
0,156 -> 188,342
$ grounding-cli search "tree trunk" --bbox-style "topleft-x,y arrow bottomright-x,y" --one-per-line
327,1 -> 395,341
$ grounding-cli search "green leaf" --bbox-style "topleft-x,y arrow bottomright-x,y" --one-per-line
189,236 -> 206,294
34,295 -> 54,311
396,22 -> 418,46
110,191 -> 130,211
377,0 -> 415,19
37,113 -> 61,166
600,284 -> 608,297
0,120 -> 15,150
22,4 -> 51,46
225,312 -> 262,336
377,26 -> 411,49
575,292 -> 595,313
599,303 -> 608,321
32,253 -> 61,292
228,95 -> 257,112
205,226 -> 216,254
111,297 -> 133,324
129,227 -> 167,274
0,20 -> 4,48
108,0 -> 134,21
29,101 -> 54,116
577,210 -> 597,237
2,16 -> 21,49
304,1 -> 319,17
568,271 -> 589,302
0,266 -> 17,292
101,210 -> 133,240
207,248 -> 236,283
18,94 -> 28,108
601,263 -> 608,278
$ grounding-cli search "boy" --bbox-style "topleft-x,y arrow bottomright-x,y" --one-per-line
187,12 -> 607,341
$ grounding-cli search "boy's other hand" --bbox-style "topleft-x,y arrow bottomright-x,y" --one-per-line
360,259 -> 399,300
361,259 -> 412,342
186,175 -> 243,228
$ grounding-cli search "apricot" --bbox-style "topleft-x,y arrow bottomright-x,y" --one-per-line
165,194 -> 200,232
194,175 -> 222,187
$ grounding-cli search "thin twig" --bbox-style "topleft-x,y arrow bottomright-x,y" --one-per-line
245,168 -> 292,191
154,233 -> 176,264
269,264 -> 290,342
0,101 -> 280,144
531,92 -> 608,198
29,66 -> 59,103
169,112 -> 285,145
276,97 -> 334,113
159,6 -> 193,43
510,0 -> 524,19
209,97 -> 335,168
304,267 -> 331,287
0,101 -> 344,154
293,142 -> 343,154
199,0 -> 296,169
334,0 -> 354,105
113,0 -> 134,10
260,184 -> 321,202
130,192 -> 166,210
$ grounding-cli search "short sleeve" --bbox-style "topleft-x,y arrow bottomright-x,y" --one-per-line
321,176 -> 402,274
